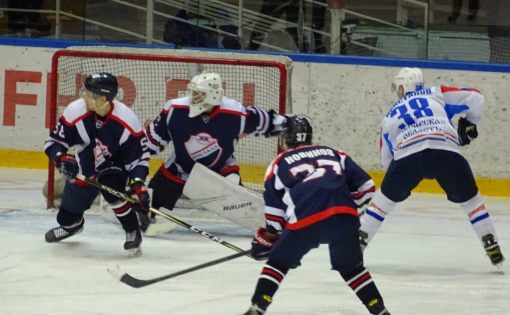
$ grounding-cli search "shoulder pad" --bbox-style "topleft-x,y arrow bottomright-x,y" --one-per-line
61,98 -> 89,125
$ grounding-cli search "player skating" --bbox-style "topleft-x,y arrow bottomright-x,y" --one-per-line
144,71 -> 287,222
359,67 -> 505,269
243,115 -> 391,315
44,73 -> 151,257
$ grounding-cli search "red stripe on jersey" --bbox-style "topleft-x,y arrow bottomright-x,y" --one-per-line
160,165 -> 186,184
264,153 -> 285,181
285,206 -> 358,230
145,126 -> 165,152
262,267 -> 284,282
349,272 -> 371,290
440,85 -> 481,94
219,165 -> 240,176
110,115 -> 144,136
172,105 -> 188,109
265,213 -> 286,225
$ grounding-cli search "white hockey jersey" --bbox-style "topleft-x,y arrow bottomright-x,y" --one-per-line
380,86 -> 484,169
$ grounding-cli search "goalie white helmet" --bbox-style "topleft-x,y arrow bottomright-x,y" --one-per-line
391,67 -> 424,95
188,71 -> 224,118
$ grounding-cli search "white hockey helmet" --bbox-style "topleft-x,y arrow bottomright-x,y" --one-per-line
187,71 -> 224,118
391,67 -> 424,95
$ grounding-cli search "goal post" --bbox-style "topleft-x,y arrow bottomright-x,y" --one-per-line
46,47 -> 293,209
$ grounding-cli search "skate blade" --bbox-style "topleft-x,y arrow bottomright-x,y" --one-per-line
126,247 -> 142,258
495,263 -> 504,274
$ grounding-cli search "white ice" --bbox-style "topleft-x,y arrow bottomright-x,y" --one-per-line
1,168 -> 509,315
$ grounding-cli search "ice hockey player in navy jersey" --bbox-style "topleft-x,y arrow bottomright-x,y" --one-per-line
243,115 -> 391,315
44,73 -> 151,257
359,67 -> 504,269
144,71 -> 287,219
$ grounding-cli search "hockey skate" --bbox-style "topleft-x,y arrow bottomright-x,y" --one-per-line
482,234 -> 505,269
124,228 -> 142,257
367,298 -> 391,315
45,219 -> 84,243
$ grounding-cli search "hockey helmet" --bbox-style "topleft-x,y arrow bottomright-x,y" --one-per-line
282,114 -> 313,148
83,72 -> 118,101
391,67 -> 424,95
187,71 -> 224,118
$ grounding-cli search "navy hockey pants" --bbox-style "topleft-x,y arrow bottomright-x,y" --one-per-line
268,215 -> 363,273
61,182 -> 99,214
381,149 -> 478,203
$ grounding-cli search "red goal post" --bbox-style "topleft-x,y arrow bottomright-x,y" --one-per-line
46,47 -> 293,209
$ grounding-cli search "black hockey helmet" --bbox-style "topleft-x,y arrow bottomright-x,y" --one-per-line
84,72 -> 118,101
282,114 -> 313,148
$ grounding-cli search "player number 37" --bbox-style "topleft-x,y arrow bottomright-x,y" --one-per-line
290,159 -> 342,182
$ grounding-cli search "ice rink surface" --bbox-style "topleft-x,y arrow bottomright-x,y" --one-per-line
1,168 -> 509,315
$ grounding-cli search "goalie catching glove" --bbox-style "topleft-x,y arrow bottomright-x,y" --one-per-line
55,153 -> 79,180
250,227 -> 280,260
128,178 -> 151,231
457,117 -> 478,146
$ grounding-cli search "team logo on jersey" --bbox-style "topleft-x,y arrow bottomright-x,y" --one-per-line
94,139 -> 112,169
184,133 -> 222,167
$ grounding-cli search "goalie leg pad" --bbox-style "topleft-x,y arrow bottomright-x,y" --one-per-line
97,166 -> 128,203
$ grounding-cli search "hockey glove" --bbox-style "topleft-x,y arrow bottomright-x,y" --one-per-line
250,227 -> 280,260
264,111 -> 288,137
457,117 -> 478,146
129,178 -> 151,231
55,153 -> 79,180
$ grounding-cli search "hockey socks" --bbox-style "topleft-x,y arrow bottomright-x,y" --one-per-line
341,266 -> 390,315
359,190 -> 397,247
247,259 -> 289,314
112,201 -> 143,256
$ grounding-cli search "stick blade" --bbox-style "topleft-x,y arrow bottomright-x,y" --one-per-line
107,263 -> 153,288
107,263 -> 126,281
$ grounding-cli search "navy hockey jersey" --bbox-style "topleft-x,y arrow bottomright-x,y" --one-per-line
44,99 -> 150,180
145,96 -> 280,182
263,145 -> 375,231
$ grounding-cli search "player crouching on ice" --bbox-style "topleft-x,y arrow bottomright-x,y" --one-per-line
143,71 -> 287,225
244,115 -> 391,315
44,72 -> 151,257
359,67 -> 505,269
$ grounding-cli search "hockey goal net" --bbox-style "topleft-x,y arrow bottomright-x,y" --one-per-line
46,47 -> 292,209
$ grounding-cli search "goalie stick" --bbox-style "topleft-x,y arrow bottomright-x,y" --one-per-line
75,174 -> 250,255
108,249 -> 251,288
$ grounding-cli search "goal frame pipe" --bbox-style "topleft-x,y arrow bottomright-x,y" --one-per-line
47,49 -> 289,208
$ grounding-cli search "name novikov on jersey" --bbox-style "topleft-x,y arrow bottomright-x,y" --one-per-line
263,144 -> 375,232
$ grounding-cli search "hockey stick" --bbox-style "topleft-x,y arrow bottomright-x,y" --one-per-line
107,249 -> 251,288
75,174 -> 251,255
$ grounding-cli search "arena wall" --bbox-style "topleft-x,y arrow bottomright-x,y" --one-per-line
0,39 -> 508,196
